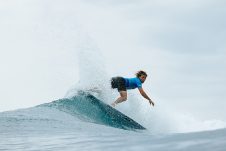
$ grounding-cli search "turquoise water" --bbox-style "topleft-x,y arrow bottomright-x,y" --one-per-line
1,92 -> 226,151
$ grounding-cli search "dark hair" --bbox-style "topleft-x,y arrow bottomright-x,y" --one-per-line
135,70 -> 147,78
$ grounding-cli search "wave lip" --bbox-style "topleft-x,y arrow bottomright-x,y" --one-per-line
39,91 -> 146,131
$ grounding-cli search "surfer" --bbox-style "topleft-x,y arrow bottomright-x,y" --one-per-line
110,70 -> 154,107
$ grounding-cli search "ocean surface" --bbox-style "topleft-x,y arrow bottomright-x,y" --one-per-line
1,91 -> 225,151
1,0 -> 226,150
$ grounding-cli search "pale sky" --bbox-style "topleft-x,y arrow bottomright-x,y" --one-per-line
0,0 -> 225,123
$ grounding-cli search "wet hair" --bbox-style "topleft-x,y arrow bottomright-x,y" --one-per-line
135,70 -> 147,78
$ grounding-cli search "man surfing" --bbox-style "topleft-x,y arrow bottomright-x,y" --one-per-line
110,70 -> 154,107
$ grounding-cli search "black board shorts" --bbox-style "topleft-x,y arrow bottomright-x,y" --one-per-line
111,77 -> 126,92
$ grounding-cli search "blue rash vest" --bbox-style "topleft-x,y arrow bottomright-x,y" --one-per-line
123,77 -> 142,90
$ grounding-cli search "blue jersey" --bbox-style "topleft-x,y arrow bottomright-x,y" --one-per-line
123,77 -> 142,90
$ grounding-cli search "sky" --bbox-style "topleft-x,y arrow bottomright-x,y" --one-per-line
0,0 -> 226,124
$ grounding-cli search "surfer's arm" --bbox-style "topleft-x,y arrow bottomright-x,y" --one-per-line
138,88 -> 154,106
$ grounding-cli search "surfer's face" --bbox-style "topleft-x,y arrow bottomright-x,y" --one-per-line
139,75 -> 147,83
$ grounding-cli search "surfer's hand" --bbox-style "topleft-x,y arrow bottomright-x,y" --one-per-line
149,100 -> 154,107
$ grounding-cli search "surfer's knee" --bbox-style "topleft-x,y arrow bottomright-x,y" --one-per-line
121,96 -> 127,101
119,91 -> 127,102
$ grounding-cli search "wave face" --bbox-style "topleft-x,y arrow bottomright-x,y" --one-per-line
39,91 -> 146,131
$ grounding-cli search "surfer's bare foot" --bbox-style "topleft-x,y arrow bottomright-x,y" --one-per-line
111,103 -> 116,107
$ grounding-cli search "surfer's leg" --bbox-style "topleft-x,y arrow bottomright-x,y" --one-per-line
111,91 -> 127,107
